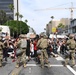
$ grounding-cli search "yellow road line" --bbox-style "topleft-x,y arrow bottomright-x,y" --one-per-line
11,66 -> 23,75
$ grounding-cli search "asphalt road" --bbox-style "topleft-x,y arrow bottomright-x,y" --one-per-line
0,55 -> 76,75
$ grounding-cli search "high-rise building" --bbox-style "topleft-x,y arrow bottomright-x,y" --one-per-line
0,0 -> 19,20
0,0 -> 14,20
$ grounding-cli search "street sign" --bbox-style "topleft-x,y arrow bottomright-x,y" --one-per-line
52,27 -> 56,33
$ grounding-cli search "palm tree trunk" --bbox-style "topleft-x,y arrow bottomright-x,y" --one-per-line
17,0 -> 19,21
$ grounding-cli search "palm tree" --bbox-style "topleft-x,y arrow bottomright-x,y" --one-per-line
51,16 -> 54,20
25,19 -> 28,23
19,14 -> 23,21
0,10 -> 7,25
9,4 -> 14,11
9,4 -> 14,20
19,14 -> 23,34
17,0 -> 19,21
50,16 -> 54,33
15,12 -> 19,36
15,12 -> 19,21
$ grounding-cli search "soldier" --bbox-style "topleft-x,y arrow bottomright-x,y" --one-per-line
16,34 -> 27,68
37,33 -> 50,68
64,34 -> 76,67
0,37 -> 3,67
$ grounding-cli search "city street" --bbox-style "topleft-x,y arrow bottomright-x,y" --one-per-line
0,55 -> 76,75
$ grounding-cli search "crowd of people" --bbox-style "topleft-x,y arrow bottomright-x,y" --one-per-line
0,33 -> 76,68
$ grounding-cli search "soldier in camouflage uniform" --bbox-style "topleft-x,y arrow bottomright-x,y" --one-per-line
16,34 -> 27,68
0,37 -> 3,67
64,34 -> 76,67
37,33 -> 50,68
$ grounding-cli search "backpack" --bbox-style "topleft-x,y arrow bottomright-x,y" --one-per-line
20,39 -> 27,48
69,40 -> 76,49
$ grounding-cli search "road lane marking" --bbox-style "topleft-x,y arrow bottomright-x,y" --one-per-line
26,64 -> 76,67
29,67 -> 32,73
55,55 -> 76,75
26,64 -> 76,75
26,64 -> 64,67
10,66 -> 23,75
67,65 -> 76,75
55,55 -> 64,61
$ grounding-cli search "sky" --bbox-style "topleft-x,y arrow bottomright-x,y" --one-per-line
19,0 -> 76,34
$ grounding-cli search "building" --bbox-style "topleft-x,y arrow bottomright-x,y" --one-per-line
69,19 -> 76,34
0,0 -> 14,19
0,0 -> 18,20
46,18 -> 71,35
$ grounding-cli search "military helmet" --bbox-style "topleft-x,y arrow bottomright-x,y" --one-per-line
69,34 -> 74,39
19,34 -> 26,38
24,34 -> 27,38
40,32 -> 45,37
40,33 -> 44,37
43,34 -> 48,38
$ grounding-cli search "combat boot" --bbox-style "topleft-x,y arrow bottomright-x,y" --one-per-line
41,65 -> 44,68
63,62 -> 67,67
0,63 -> 2,67
15,64 -> 19,68
71,64 -> 75,68
47,63 -> 51,68
23,64 -> 26,68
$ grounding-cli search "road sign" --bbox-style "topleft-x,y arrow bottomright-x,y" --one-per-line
52,27 -> 56,33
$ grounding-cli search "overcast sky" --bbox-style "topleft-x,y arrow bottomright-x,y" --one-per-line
19,0 -> 76,34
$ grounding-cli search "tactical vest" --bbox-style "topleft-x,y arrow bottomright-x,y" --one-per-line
69,39 -> 76,50
39,38 -> 48,49
20,39 -> 27,48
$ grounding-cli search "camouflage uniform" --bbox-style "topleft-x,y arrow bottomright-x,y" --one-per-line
37,34 -> 50,68
64,34 -> 76,67
0,38 -> 3,67
16,34 -> 27,68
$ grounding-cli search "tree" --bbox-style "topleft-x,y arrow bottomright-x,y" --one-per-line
25,19 -> 28,24
57,23 -> 65,33
57,23 -> 65,28
9,4 -> 14,11
51,16 -> 54,20
49,21 -> 52,23
15,12 -> 20,36
19,14 -> 23,34
50,16 -> 54,33
5,20 -> 29,38
0,10 -> 7,25
8,4 -> 14,20
19,14 -> 23,21
15,12 -> 19,21
17,0 -> 19,21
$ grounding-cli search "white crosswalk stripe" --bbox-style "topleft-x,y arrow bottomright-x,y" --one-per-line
55,55 -> 64,61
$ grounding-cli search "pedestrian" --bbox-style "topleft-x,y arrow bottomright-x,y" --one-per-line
33,38 -> 38,62
3,39 -> 9,61
0,37 -> 4,67
30,40 -> 34,57
60,40 -> 67,55
37,33 -> 50,68
26,37 -> 31,61
64,34 -> 76,67
16,34 -> 27,68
